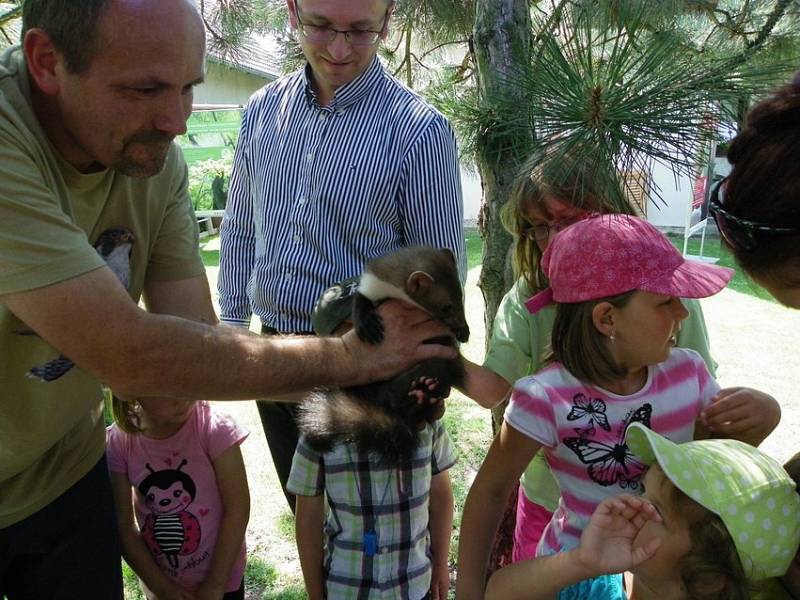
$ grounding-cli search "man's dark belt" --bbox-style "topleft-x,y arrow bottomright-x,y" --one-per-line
260,325 -> 315,336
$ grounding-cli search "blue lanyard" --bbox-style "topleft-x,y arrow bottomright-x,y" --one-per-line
346,446 -> 395,557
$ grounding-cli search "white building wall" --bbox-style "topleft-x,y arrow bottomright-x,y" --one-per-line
194,62 -> 271,107
646,162 -> 693,230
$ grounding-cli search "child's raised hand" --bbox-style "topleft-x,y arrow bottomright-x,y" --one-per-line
701,387 -> 781,445
574,494 -> 662,576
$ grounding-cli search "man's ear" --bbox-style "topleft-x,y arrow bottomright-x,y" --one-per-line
286,0 -> 299,29
380,1 -> 396,39
23,29 -> 62,96
591,302 -> 616,338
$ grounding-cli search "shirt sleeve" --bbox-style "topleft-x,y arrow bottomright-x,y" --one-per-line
430,421 -> 457,475
287,436 -> 325,497
143,147 -> 205,283
0,130 -> 105,295
105,425 -> 129,474
397,115 -> 466,285
504,377 -> 560,448
483,280 -> 553,385
676,298 -> 717,377
202,402 -> 249,461
692,350 -> 721,411
217,102 -> 256,327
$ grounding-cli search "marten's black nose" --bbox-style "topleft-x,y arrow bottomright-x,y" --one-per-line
454,326 -> 470,343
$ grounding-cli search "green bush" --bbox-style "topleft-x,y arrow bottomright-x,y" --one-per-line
188,150 -> 234,212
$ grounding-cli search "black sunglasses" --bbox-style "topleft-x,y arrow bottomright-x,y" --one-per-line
708,177 -> 800,252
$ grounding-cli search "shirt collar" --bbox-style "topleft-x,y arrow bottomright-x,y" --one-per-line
302,55 -> 383,111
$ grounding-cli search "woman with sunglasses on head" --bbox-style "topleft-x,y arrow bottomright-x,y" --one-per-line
710,71 -> 800,308
457,149 -> 779,566
711,70 -> 800,599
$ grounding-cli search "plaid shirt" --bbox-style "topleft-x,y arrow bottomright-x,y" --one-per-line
288,421 -> 456,600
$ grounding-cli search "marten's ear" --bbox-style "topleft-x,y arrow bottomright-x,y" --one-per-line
440,248 -> 456,265
407,271 -> 434,295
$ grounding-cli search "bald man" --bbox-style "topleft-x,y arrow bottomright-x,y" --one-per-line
0,1 -> 454,596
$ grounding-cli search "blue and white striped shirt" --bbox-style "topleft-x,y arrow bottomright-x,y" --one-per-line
218,57 -> 465,332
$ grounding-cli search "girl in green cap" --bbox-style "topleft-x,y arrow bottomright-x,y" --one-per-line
484,424 -> 800,599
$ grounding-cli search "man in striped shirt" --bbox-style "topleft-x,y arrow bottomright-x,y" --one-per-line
218,0 -> 466,512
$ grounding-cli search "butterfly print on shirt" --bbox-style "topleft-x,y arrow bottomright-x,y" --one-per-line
563,403 -> 652,489
566,393 -> 612,437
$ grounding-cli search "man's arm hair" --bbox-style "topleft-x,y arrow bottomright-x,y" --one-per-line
1,266 -> 456,399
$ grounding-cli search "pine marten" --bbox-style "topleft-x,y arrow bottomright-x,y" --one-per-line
297,246 -> 469,461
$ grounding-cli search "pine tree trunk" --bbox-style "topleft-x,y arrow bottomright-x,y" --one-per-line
472,0 -> 533,431
471,0 -> 534,577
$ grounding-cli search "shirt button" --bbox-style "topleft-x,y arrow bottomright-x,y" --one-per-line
380,546 -> 388,554
298,196 -> 306,205
306,152 -> 314,161
318,113 -> 327,121
293,234 -> 301,243
285,271 -> 293,280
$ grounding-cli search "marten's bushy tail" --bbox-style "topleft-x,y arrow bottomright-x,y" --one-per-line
297,388 -> 419,461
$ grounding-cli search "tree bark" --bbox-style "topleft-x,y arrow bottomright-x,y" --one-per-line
472,0 -> 534,576
472,0 -> 534,432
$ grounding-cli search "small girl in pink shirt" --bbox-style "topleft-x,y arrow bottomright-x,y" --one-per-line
456,215 -> 781,599
107,399 -> 249,600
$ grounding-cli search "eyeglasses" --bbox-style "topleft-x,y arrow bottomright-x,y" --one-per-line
708,177 -> 800,253
524,215 -> 586,243
295,6 -> 387,47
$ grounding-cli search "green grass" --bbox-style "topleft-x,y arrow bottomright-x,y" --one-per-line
465,228 -> 482,270
245,556 -> 309,599
122,560 -> 145,600
200,236 -> 220,268
276,510 -> 296,542
245,555 -> 279,590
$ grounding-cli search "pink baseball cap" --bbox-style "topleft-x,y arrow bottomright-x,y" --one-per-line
525,215 -> 734,313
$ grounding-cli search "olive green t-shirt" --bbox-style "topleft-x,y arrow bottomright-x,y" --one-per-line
483,278 -> 717,511
0,46 -> 205,527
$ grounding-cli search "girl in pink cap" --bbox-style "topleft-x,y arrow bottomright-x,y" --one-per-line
456,214 -> 782,600
457,151 -> 779,569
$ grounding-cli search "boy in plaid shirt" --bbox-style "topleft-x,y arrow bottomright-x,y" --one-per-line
288,278 -> 457,600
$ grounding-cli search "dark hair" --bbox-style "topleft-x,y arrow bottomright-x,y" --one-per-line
722,72 -> 800,282
501,150 -> 638,294
784,451 -> 800,492
549,290 -> 636,386
21,0 -> 111,73
672,485 -> 753,599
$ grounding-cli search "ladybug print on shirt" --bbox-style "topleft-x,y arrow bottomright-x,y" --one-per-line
137,459 -> 202,569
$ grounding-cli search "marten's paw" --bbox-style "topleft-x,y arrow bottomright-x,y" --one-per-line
408,376 -> 446,404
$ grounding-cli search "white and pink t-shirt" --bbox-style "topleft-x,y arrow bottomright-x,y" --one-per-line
107,401 -> 248,593
504,348 -> 718,557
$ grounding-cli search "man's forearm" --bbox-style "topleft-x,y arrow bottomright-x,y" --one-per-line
105,312 -> 365,399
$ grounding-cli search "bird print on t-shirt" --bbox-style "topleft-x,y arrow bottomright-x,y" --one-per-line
18,228 -> 134,382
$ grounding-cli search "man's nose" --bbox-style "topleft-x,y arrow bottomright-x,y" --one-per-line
154,94 -> 191,136
327,31 -> 352,61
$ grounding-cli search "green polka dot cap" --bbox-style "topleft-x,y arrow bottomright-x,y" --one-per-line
625,423 -> 800,581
